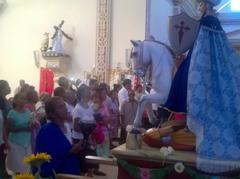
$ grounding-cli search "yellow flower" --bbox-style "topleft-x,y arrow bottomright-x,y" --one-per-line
23,153 -> 52,166
15,173 -> 34,179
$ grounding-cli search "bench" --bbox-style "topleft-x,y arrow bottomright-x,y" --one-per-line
85,155 -> 117,166
57,174 -> 92,179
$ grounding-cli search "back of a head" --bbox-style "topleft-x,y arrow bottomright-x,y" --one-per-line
19,79 -> 25,87
76,84 -> 88,101
123,79 -> 131,87
53,87 -> 66,98
26,90 -> 39,103
99,83 -> 109,93
89,79 -> 98,88
58,76 -> 69,89
39,92 -> 50,102
45,96 -> 61,120
0,80 -> 8,95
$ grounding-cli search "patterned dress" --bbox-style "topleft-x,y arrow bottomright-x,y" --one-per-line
187,15 -> 240,173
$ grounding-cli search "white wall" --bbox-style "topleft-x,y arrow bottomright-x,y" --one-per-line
111,0 -> 146,69
147,0 -> 173,44
0,0 -> 97,96
217,0 -> 240,36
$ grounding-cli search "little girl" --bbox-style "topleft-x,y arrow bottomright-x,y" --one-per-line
92,88 -> 111,158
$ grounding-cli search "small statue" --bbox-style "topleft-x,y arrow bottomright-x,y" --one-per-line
40,32 -> 49,52
51,20 -> 73,54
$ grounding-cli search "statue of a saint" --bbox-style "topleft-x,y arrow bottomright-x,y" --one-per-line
51,20 -> 73,54
40,32 -> 49,52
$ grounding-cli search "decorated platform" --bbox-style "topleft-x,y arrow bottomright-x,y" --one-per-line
112,143 -> 240,179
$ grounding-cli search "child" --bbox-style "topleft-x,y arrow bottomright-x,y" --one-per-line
92,88 -> 111,158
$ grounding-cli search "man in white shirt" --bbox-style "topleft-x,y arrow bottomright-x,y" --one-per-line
118,79 -> 132,111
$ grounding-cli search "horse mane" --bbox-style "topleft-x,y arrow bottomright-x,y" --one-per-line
144,39 -> 176,59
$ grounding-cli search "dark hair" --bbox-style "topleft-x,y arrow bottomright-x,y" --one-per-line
58,76 -> 69,87
12,92 -> 26,108
76,84 -> 89,101
122,79 -> 131,87
96,86 -> 107,94
26,90 -> 39,103
0,80 -> 8,95
45,96 -> 61,120
99,83 -> 108,90
113,84 -> 121,91
89,79 -> 98,86
53,87 -> 66,98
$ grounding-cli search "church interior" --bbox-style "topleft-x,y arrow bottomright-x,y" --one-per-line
0,0 -> 240,178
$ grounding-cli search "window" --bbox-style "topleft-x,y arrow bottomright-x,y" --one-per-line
231,0 -> 240,12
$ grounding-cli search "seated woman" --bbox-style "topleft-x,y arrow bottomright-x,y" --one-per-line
35,96 -> 81,178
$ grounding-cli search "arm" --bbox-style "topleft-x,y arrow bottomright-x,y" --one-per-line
119,103 -> 125,127
61,30 -> 73,41
101,105 -> 112,125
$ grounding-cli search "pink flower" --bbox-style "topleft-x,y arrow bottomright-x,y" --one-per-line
140,168 -> 151,179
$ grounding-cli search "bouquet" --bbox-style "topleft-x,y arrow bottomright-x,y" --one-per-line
16,153 -> 53,179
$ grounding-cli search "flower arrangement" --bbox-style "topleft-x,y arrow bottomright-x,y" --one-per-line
15,173 -> 34,179
16,153 -> 53,179
24,153 -> 52,166
174,162 -> 185,173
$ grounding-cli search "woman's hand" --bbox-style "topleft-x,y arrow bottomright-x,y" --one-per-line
70,142 -> 83,154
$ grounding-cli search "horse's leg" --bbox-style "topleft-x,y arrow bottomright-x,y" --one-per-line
143,94 -> 164,125
133,98 -> 146,128
145,102 -> 157,125
133,94 -> 163,128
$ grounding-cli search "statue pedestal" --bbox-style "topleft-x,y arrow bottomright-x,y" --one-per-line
42,52 -> 71,75
41,52 -> 71,87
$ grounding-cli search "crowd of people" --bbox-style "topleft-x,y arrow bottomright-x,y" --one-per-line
0,77 -> 153,178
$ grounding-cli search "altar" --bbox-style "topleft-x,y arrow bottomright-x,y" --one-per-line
112,143 -> 197,179
112,143 -> 240,179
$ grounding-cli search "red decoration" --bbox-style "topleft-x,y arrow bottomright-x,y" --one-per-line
132,75 -> 141,91
39,67 -> 54,95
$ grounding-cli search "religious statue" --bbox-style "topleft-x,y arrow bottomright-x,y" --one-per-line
164,0 -> 240,174
40,32 -> 49,52
0,0 -> 6,12
50,20 -> 73,54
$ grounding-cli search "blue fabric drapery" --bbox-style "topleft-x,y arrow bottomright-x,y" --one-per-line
187,16 -> 240,173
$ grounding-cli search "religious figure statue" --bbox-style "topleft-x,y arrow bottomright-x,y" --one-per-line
40,32 -> 49,52
0,0 -> 6,12
164,0 -> 240,174
51,20 -> 73,54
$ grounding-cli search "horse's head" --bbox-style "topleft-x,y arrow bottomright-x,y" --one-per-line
130,40 -> 150,78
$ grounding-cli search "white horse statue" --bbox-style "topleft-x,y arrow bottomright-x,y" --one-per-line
130,39 -> 176,128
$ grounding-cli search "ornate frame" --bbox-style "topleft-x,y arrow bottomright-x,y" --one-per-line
95,0 -> 112,83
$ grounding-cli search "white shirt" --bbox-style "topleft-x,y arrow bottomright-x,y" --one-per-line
118,87 -> 129,111
73,103 -> 95,124
72,103 -> 95,140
